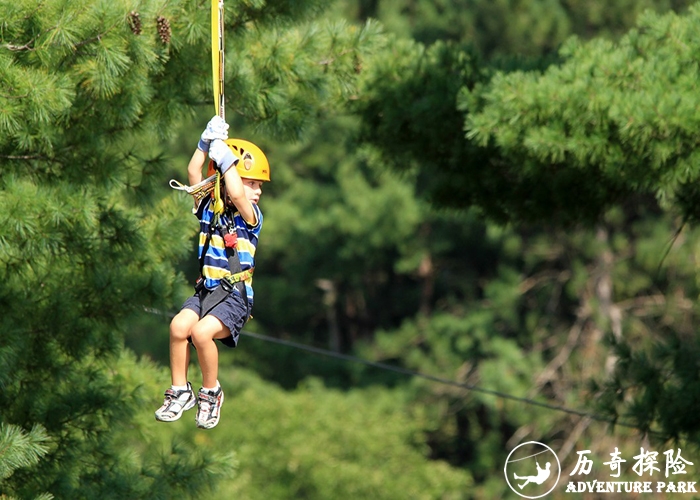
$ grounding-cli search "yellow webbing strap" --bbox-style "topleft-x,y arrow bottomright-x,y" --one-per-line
211,0 -> 225,215
212,171 -> 224,215
212,0 -> 225,120
223,268 -> 254,286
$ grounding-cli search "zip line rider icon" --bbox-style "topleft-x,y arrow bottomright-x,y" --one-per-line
504,441 -> 561,499
513,458 -> 551,489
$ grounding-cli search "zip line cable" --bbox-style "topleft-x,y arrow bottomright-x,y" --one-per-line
144,307 -> 657,434
236,330 -> 652,433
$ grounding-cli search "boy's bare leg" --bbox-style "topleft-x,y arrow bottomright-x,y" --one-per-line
169,309 -> 199,386
190,315 -> 230,388
155,309 -> 199,423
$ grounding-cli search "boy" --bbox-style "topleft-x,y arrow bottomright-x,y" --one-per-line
155,116 -> 270,429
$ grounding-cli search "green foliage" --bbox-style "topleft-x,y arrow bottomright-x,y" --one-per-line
355,5 -> 700,225
241,0 -> 700,494
7,0 -> 700,497
0,351 -> 234,499
228,17 -> 384,138
466,6 -> 700,225
344,0 -> 695,58
372,0 -> 571,57
0,0 -> 383,497
203,369 -> 473,499
354,38 -> 501,217
590,217 -> 700,442
355,266 -> 551,472
250,115 -> 427,349
0,424 -> 50,483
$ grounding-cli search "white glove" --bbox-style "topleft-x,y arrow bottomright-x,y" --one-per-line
198,116 -> 229,152
209,139 -> 239,175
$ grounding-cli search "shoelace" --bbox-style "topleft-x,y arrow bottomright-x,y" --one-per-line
198,392 -> 217,415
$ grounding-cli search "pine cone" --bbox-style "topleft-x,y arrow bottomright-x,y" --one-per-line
354,55 -> 363,74
157,16 -> 171,45
128,11 -> 142,35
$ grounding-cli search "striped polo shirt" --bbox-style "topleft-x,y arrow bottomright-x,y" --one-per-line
195,197 -> 263,304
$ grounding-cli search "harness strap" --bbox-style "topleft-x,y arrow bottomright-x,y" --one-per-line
222,268 -> 254,285
198,212 -> 218,276
223,244 -> 250,318
196,209 -> 252,322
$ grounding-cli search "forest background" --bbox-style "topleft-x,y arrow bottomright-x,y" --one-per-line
3,0 -> 700,498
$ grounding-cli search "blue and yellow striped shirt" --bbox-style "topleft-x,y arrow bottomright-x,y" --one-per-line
195,197 -> 262,303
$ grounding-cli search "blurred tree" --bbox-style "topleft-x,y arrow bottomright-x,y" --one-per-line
349,0 -> 700,469
254,117 -> 424,347
354,205 -> 700,497
465,6 -> 700,225
204,369 -> 473,499
356,7 -> 700,226
342,0 -> 694,58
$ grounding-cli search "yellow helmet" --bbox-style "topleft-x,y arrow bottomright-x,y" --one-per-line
208,138 -> 271,182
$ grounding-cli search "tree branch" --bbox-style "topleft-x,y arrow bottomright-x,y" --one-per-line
0,154 -> 46,160
2,42 -> 36,51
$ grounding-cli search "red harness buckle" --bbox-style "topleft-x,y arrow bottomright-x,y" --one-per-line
223,232 -> 238,249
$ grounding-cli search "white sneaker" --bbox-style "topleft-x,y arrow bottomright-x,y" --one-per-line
195,386 -> 224,429
155,382 -> 196,422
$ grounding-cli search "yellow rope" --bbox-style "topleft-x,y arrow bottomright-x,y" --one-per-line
212,171 -> 224,214
211,0 -> 225,216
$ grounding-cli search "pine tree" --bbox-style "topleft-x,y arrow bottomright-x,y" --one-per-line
0,0 -> 379,497
465,5 -> 700,225
356,5 -> 700,226
346,0 -> 695,58
352,0 -> 700,450
0,424 -> 51,499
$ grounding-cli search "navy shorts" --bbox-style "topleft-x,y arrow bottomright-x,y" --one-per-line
182,291 -> 249,348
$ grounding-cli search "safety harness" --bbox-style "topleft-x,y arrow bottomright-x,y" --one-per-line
196,208 -> 253,321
